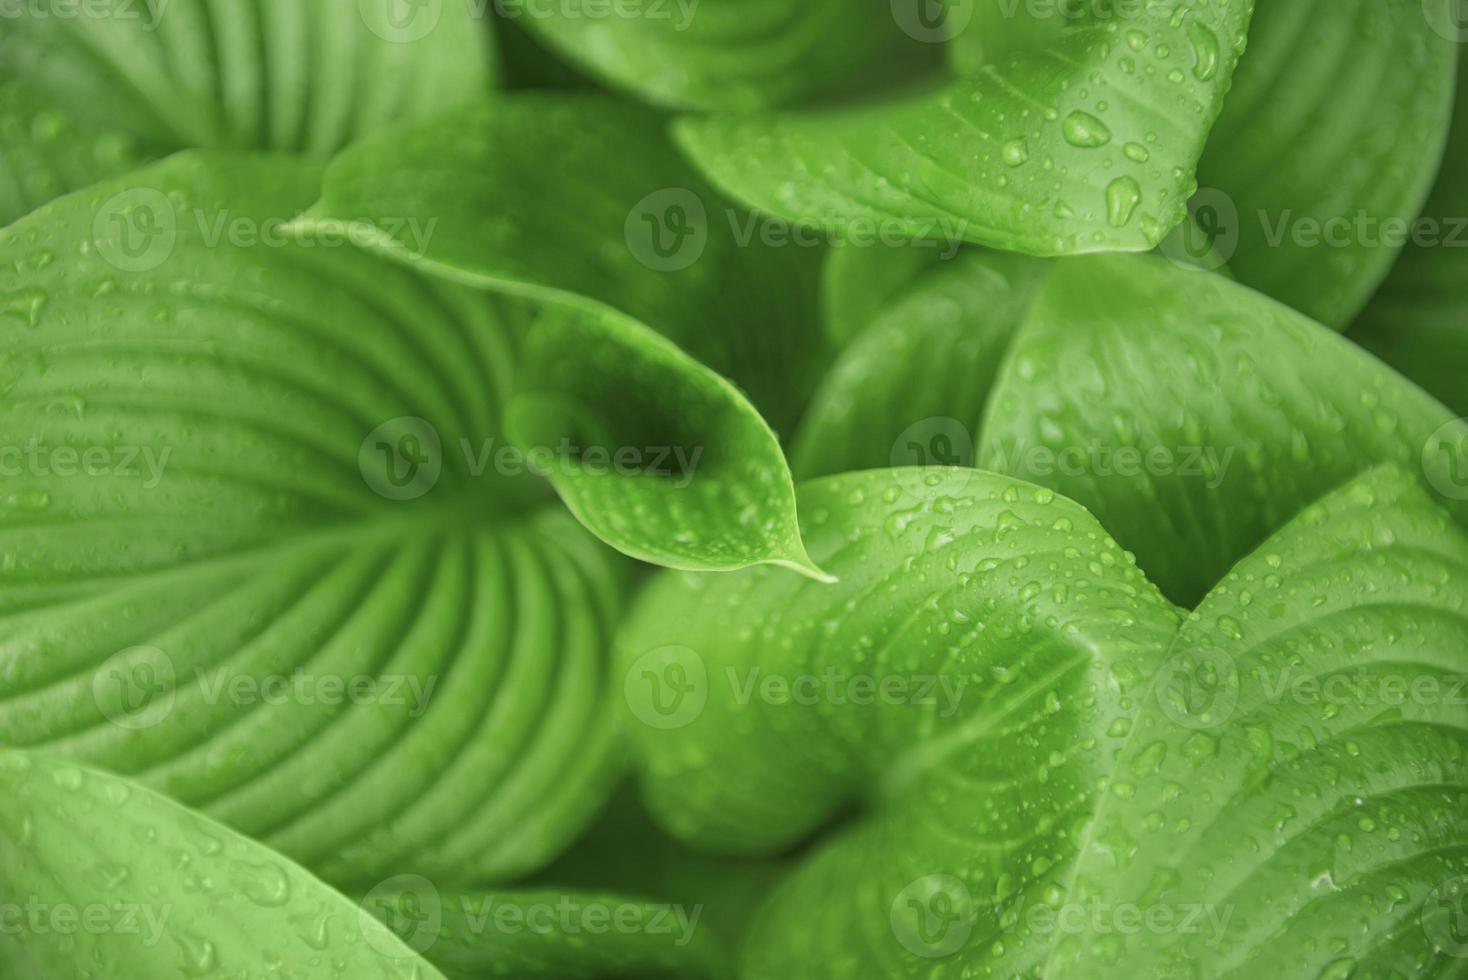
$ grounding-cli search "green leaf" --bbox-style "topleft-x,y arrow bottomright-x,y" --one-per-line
505,304 -> 822,576
0,0 -> 494,225
673,0 -> 1254,255
979,253 -> 1466,605
791,249 -> 1466,605
1047,464 -> 1468,976
514,0 -> 928,111
0,153 -> 626,885
1194,0 -> 1461,327
818,241 -> 950,348
794,249 -> 1048,480
534,784 -> 789,948
617,468 -> 1184,972
0,750 -> 446,978
1352,60 -> 1468,413
0,75 -> 155,228
301,95 -> 829,577
365,882 -> 730,979
618,465 -> 1468,978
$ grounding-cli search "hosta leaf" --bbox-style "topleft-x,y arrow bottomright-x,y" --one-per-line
0,75 -> 155,229
1047,465 -> 1468,976
789,250 -> 1466,606
819,241 -> 949,348
1352,61 -> 1468,414
0,750 -> 445,979
366,882 -> 729,979
0,0 -> 493,225
514,0 -> 927,111
979,253 -> 1466,604
302,95 -> 828,576
794,249 -> 1048,479
619,466 -> 1468,978
618,468 -> 1184,973
1195,0 -> 1461,327
504,304 -> 821,576
673,0 -> 1253,255
0,154 -> 625,885
534,784 -> 789,947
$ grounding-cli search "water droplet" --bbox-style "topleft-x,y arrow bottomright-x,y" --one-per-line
51,766 -> 81,790
1188,21 -> 1220,82
1002,138 -> 1029,166
174,932 -> 217,977
94,862 -> 131,890
1062,111 -> 1112,148
1,288 -> 48,328
1105,176 -> 1142,227
4,490 -> 51,511
240,861 -> 291,907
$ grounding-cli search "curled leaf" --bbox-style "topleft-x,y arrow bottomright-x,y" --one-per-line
302,95 -> 829,577
674,0 -> 1254,255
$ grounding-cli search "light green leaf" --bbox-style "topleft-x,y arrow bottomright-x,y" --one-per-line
505,304 -> 822,576
673,0 -> 1253,255
1352,60 -> 1468,413
301,95 -> 829,577
794,249 -> 1048,480
0,153 -> 626,885
0,0 -> 494,225
619,465 -> 1468,978
1195,0 -> 1461,327
785,250 -> 1466,605
515,0 -> 930,110
618,468 -> 1184,973
365,882 -> 730,979
0,750 -> 447,978
1047,465 -> 1468,976
979,253 -> 1466,604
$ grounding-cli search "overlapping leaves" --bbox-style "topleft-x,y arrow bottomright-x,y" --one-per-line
0,0 -> 494,226
675,0 -> 1254,255
2,0 -> 1467,977
300,95 -> 830,577
619,463 -> 1468,978
0,154 -> 627,886
798,251 -> 1467,604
